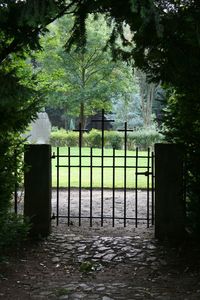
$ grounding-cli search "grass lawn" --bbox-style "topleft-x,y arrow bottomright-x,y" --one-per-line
51,147 -> 153,189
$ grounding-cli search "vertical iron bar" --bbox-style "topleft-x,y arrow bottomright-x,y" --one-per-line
147,148 -> 150,228
151,151 -> 155,225
112,148 -> 115,227
68,147 -> 71,226
90,147 -> 93,227
79,122 -> 82,227
101,109 -> 104,227
135,147 -> 138,227
56,147 -> 59,226
124,122 -> 127,227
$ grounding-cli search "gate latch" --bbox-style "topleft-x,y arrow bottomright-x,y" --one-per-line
136,171 -> 152,176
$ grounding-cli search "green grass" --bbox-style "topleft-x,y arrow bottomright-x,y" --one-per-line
52,147 -> 153,189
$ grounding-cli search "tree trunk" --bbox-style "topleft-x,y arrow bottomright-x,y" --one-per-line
80,101 -> 85,129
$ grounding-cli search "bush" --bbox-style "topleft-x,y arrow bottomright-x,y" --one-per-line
50,130 -> 79,147
50,129 -> 68,146
128,129 -> 163,150
0,213 -> 30,256
65,131 -> 79,147
86,129 -> 102,148
105,131 -> 123,149
50,128 -> 163,150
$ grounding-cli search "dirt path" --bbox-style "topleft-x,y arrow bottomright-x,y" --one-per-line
51,189 -> 154,228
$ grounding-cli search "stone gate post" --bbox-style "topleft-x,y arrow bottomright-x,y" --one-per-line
24,144 -> 51,238
155,144 -> 185,240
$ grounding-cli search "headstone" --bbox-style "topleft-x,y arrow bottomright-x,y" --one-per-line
28,112 -> 51,144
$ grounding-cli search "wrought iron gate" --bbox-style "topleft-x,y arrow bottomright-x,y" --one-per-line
51,110 -> 155,228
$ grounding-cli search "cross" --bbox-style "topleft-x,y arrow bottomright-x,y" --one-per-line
92,109 -> 114,147
118,122 -> 133,150
73,122 -> 88,147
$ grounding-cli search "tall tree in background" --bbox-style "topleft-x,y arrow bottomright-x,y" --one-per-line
136,70 -> 158,128
36,14 -> 137,128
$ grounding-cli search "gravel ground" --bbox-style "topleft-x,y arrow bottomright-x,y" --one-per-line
1,189 -> 200,299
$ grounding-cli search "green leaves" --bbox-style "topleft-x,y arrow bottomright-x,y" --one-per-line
35,14 -> 137,123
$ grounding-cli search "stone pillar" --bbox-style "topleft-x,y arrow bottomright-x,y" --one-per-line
155,144 -> 185,240
24,144 -> 51,238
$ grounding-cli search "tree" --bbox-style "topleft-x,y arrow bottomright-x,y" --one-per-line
35,14 -> 137,128
0,0 -> 71,246
136,70 -> 157,128
110,92 -> 143,129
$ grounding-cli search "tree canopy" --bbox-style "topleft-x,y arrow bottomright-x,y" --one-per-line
35,14 -> 138,128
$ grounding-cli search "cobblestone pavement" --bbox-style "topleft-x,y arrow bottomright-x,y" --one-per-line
1,224 -> 200,300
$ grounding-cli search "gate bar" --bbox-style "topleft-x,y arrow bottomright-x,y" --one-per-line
73,123 -> 88,226
101,111 -> 104,227
124,122 -> 127,227
112,148 -> 115,227
79,123 -> 82,226
56,147 -> 59,226
68,147 -> 71,226
135,148 -> 138,227
90,147 -> 93,227
147,148 -> 150,228
118,123 -> 133,227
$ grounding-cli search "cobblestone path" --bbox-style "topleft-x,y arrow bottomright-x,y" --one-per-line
1,225 -> 200,300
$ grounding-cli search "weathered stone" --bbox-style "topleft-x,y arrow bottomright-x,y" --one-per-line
70,292 -> 85,299
52,257 -> 60,263
102,254 -> 116,261
146,257 -> 157,263
102,296 -> 114,300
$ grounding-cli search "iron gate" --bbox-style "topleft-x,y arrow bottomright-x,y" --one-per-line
51,111 -> 155,228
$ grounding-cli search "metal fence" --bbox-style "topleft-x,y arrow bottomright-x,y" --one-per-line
52,110 -> 155,228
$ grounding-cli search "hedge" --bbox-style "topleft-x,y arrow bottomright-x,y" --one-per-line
50,128 -> 163,150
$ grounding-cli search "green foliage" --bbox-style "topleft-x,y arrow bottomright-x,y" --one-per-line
85,129 -> 102,148
105,131 -> 123,149
35,14 -> 138,126
50,129 -> 68,146
163,90 -> 200,236
79,261 -> 94,273
128,129 -> 164,150
0,1 -> 48,246
0,213 -> 30,256
50,128 -> 162,150
54,288 -> 69,297
50,130 -> 79,147
65,131 -> 79,147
